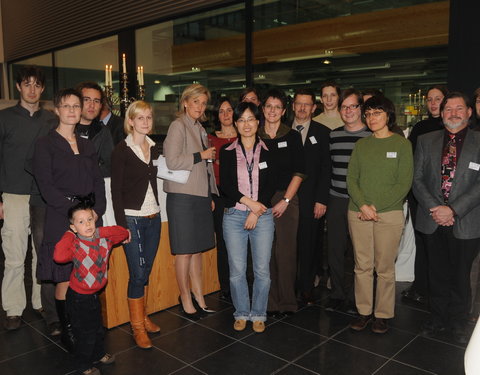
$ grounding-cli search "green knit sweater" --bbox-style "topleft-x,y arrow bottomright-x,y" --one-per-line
346,133 -> 413,213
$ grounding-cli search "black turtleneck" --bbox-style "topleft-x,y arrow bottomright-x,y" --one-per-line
408,116 -> 444,153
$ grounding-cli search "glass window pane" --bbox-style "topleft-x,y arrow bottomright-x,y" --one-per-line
55,36 -> 118,94
136,2 -> 245,134
252,0 -> 449,129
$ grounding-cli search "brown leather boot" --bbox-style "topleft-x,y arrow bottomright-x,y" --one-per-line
128,298 -> 152,349
144,287 -> 160,333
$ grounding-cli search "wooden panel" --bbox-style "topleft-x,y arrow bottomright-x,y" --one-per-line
100,221 -> 219,328
2,0 -> 239,62
171,1 -> 449,71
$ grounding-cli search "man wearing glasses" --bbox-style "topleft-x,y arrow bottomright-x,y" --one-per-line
325,88 -> 370,313
290,88 -> 331,306
75,81 -> 114,177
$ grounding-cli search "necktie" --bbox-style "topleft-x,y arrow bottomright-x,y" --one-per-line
296,125 -> 304,133
441,134 -> 456,202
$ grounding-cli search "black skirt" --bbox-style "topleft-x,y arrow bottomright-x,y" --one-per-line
166,193 -> 215,254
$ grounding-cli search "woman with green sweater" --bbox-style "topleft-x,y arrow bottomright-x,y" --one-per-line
347,96 -> 413,334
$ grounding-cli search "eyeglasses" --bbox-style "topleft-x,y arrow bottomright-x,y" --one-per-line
58,104 -> 81,110
340,104 -> 360,111
364,110 -> 385,118
83,97 -> 101,105
236,117 -> 257,125
264,104 -> 283,111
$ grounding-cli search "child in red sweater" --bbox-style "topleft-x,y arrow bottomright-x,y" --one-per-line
54,201 -> 128,375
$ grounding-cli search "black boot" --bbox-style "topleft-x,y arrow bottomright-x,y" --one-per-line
55,299 -> 75,353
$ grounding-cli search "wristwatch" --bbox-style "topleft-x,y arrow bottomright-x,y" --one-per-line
282,197 -> 290,204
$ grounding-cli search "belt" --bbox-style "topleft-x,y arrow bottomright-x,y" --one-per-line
143,213 -> 158,219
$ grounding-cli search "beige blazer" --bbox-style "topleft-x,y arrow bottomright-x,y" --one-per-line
163,114 -> 218,197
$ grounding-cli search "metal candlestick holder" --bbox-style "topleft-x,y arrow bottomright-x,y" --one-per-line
137,85 -> 145,101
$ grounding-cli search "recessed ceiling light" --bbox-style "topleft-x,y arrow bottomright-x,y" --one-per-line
323,59 -> 331,65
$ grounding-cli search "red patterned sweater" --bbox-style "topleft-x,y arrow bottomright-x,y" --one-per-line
54,226 -> 129,294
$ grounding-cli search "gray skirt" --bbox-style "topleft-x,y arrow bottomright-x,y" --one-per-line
166,193 -> 215,254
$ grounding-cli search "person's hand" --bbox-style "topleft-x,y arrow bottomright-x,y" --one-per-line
123,229 -> 131,244
211,200 -> 215,211
359,204 -> 378,221
272,199 -> 289,218
313,203 -> 327,219
200,147 -> 216,160
248,200 -> 267,217
244,212 -> 259,230
430,205 -> 455,226
0,202 -> 4,220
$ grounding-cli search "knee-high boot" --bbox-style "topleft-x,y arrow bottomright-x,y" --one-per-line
144,286 -> 160,333
128,297 -> 152,349
55,299 -> 75,353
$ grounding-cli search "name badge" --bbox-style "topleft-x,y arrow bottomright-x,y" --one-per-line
386,152 -> 397,158
469,162 -> 480,171
278,141 -> 287,148
309,136 -> 317,144
259,162 -> 268,170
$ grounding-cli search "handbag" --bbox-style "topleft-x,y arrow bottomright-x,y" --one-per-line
154,155 -> 190,184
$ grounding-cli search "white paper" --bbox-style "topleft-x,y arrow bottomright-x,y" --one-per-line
278,141 -> 287,148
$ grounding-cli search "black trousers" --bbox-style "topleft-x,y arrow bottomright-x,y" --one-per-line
66,288 -> 105,372
297,213 -> 325,293
408,193 -> 429,296
326,195 -> 354,301
30,204 -> 58,324
213,193 -> 230,294
425,226 -> 480,327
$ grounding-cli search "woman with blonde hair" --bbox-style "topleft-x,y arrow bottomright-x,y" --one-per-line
163,84 -> 218,319
111,100 -> 161,349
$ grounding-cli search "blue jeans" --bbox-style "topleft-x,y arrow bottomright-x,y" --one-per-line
223,208 -> 274,322
123,214 -> 161,299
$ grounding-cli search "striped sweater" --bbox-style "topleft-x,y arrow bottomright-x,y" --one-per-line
329,125 -> 371,198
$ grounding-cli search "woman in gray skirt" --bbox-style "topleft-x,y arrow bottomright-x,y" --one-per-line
163,84 -> 218,319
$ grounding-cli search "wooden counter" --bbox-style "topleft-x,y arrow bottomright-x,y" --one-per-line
100,221 -> 219,328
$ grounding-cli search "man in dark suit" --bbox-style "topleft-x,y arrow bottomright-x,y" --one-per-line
100,99 -> 125,146
413,91 -> 480,344
291,88 -> 331,305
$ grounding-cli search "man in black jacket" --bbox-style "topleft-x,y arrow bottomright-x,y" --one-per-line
75,82 -> 114,177
291,88 -> 331,305
100,98 -> 125,146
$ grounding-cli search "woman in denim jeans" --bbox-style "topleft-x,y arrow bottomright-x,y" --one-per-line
220,102 -> 277,333
111,101 -> 161,349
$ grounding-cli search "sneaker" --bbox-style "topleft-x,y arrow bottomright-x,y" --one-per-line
4,316 -> 21,330
82,367 -> 101,375
350,314 -> 372,331
233,319 -> 247,331
371,318 -> 388,334
252,321 -> 265,333
94,353 -> 115,365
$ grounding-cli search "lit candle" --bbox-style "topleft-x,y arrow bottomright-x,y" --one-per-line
122,53 -> 126,74
137,66 -> 141,85
109,65 -> 113,86
140,66 -> 144,86
105,65 -> 109,86
409,94 -> 412,106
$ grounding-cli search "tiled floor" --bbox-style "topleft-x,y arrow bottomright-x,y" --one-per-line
0,229 -> 471,375
0,282 -> 471,375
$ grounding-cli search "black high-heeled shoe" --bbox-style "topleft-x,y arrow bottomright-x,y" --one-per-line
178,296 -> 201,320
191,293 -> 216,314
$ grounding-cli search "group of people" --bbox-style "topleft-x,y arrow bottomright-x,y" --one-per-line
1,65 -> 480,375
